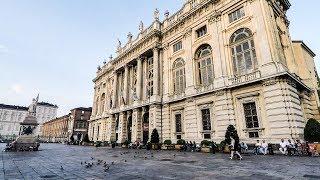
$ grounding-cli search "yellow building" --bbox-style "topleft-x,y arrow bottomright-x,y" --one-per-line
89,0 -> 319,144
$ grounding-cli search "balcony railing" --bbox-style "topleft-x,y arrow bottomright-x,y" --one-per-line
228,71 -> 261,86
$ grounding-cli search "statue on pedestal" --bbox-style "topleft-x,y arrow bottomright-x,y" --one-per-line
5,95 -> 40,151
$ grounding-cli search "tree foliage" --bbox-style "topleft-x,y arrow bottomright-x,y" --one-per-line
304,119 -> 320,143
151,128 -> 160,144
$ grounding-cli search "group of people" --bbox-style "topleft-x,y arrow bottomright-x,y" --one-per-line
251,139 -> 318,156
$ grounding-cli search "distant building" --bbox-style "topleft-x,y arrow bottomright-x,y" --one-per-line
42,107 -> 92,143
0,104 -> 28,140
42,114 -> 69,143
0,100 -> 58,140
36,102 -> 58,136
68,107 -> 92,142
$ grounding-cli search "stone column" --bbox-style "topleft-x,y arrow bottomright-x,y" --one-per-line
132,108 -> 142,143
117,112 -> 127,143
149,104 -> 162,141
112,72 -> 118,108
123,65 -> 129,105
136,58 -> 143,101
110,115 -> 116,142
153,47 -> 159,96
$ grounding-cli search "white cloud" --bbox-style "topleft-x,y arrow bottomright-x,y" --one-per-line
11,84 -> 24,94
0,44 -> 9,54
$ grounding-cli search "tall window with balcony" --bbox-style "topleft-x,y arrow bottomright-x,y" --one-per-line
147,57 -> 154,97
173,58 -> 186,94
243,102 -> 260,138
230,28 -> 257,75
196,45 -> 214,86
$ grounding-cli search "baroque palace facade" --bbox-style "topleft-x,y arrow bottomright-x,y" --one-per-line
89,0 -> 319,144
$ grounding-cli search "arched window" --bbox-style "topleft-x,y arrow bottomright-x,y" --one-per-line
195,44 -> 214,86
100,93 -> 105,114
173,58 -> 186,94
230,28 -> 257,75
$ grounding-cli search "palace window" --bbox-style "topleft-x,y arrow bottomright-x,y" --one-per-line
230,28 -> 257,75
173,58 -> 186,94
196,26 -> 207,38
243,102 -> 259,129
173,41 -> 182,52
201,109 -> 211,131
147,57 -> 154,97
229,8 -> 245,23
196,45 -> 214,86
175,114 -> 182,133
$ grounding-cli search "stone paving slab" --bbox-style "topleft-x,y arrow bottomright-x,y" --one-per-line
1,143 -> 320,179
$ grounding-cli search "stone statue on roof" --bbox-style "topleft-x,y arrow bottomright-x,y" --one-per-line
154,8 -> 160,21
139,21 -> 144,33
117,39 -> 122,51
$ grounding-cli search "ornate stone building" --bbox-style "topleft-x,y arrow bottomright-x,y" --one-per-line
89,0 -> 319,144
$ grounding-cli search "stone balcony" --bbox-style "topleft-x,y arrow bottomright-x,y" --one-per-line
228,71 -> 261,86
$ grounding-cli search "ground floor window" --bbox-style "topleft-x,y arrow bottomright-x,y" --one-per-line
204,133 -> 211,139
201,109 -> 211,131
249,131 -> 259,138
177,135 -> 182,140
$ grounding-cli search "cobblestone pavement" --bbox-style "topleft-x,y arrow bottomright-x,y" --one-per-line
1,143 -> 320,180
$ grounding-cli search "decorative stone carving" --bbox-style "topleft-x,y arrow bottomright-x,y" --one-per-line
208,10 -> 222,24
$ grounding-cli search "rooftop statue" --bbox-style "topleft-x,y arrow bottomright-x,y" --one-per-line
154,8 -> 160,21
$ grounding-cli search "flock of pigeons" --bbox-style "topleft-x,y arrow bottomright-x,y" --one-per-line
59,150 -> 179,173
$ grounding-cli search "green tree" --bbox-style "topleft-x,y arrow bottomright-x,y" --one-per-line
304,119 -> 320,143
225,125 -> 239,145
150,128 -> 160,144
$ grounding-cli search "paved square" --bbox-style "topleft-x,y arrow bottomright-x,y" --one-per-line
1,143 -> 320,180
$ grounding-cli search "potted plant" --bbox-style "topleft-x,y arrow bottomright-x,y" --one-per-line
200,140 -> 212,153
95,141 -> 102,147
175,139 -> 185,150
219,140 -> 229,153
162,139 -> 172,150
151,129 -> 160,150
122,140 -> 130,148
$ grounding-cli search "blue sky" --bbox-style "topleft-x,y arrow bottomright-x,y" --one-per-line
0,0 -> 318,116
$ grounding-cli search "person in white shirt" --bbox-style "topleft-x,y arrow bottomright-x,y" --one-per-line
254,140 -> 261,155
260,140 -> 268,155
279,139 -> 288,155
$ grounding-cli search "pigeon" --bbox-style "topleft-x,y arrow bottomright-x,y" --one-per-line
81,162 -> 83,165
60,166 -> 64,171
91,157 -> 94,160
124,160 -> 127,162
111,161 -> 114,165
104,166 -> 109,172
